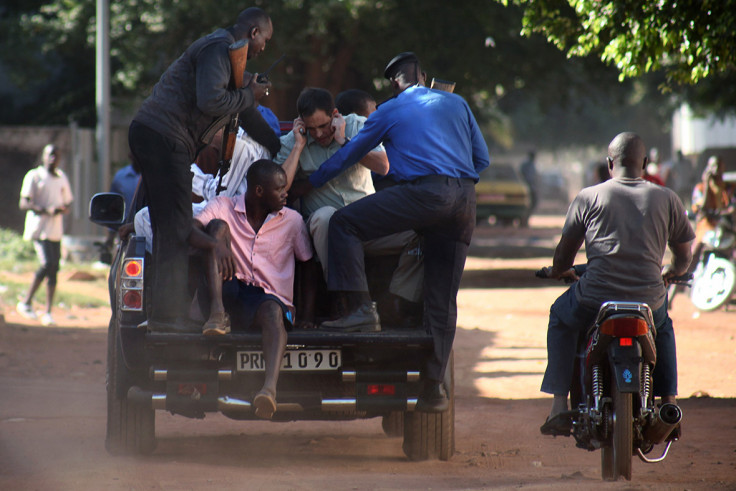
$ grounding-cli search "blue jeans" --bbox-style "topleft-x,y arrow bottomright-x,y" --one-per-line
540,287 -> 677,397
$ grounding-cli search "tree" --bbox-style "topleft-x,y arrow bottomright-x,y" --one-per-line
501,0 -> 736,88
0,0 -> 97,125
0,0 -> 674,149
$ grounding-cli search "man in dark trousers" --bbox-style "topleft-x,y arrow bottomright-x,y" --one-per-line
538,132 -> 693,435
128,8 -> 273,332
307,52 -> 490,412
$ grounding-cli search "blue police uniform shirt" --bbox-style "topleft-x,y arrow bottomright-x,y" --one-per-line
308,85 -> 490,188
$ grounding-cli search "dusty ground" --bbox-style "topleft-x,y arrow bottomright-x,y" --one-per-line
1,213 -> 735,490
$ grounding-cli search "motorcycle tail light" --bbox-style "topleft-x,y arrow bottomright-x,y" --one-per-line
619,337 -> 633,346
600,317 -> 649,337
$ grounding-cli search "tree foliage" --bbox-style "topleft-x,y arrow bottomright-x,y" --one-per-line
0,0 -> 675,149
503,0 -> 736,88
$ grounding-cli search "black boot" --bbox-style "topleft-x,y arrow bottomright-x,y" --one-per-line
415,379 -> 449,412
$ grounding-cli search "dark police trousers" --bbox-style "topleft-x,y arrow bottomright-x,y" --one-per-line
327,175 -> 476,381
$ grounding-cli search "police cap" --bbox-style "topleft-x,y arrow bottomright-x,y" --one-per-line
384,52 -> 419,79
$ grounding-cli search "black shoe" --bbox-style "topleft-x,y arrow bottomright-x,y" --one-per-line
540,411 -> 575,436
415,381 -> 449,413
380,293 -> 423,327
320,301 -> 381,332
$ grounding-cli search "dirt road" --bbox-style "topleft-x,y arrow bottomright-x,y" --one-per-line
1,215 -> 734,490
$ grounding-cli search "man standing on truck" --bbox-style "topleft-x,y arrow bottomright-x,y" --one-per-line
193,159 -> 314,419
128,7 -> 273,333
304,52 -> 490,412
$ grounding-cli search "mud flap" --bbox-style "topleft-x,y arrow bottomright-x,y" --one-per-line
607,342 -> 642,393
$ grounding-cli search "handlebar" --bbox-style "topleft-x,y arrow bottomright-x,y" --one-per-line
666,273 -> 693,285
535,267 -> 692,286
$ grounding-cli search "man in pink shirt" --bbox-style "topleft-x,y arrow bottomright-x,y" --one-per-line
193,159 -> 314,419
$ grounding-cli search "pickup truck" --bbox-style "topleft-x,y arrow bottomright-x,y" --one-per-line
89,192 -> 455,461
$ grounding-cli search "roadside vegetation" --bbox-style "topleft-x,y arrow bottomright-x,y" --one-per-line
0,228 -> 109,310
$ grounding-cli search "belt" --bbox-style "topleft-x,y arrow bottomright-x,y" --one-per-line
411,175 -> 475,185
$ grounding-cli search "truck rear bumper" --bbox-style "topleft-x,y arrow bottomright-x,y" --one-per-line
119,325 -> 433,421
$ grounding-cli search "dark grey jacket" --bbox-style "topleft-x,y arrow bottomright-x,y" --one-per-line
133,28 -> 257,159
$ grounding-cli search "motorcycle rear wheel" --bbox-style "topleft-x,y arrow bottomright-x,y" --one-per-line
690,257 -> 736,311
601,378 -> 633,480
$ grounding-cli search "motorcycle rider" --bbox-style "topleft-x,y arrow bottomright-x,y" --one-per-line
690,155 -> 735,264
669,155 -> 735,308
539,132 -> 694,435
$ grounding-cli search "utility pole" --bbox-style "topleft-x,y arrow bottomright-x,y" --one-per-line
96,0 -> 110,193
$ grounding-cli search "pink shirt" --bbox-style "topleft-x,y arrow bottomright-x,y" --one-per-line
195,195 -> 313,308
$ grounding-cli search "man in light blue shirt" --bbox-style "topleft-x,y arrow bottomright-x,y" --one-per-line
275,88 -> 424,314
310,52 -> 490,412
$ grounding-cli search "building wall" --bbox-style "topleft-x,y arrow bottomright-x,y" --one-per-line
672,105 -> 736,155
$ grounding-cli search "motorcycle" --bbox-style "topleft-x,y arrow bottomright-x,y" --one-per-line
537,266 -> 686,481
690,213 -> 736,311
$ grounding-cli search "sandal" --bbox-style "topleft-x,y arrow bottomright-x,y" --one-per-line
202,312 -> 231,336
253,389 -> 277,420
540,411 -> 575,436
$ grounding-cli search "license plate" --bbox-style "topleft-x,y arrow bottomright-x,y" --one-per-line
237,349 -> 342,372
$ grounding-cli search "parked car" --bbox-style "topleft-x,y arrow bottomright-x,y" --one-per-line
475,163 -> 531,226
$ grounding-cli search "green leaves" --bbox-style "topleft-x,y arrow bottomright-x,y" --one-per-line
505,0 -> 736,87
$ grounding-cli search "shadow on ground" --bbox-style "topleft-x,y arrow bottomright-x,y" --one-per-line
460,268 -> 552,289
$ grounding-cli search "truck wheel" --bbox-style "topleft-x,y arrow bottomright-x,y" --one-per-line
381,412 -> 404,437
105,318 -> 156,455
402,352 -> 455,461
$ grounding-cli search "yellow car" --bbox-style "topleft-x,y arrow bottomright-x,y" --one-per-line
475,163 -> 532,226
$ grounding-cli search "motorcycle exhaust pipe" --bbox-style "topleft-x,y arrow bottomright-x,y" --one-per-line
644,403 -> 683,444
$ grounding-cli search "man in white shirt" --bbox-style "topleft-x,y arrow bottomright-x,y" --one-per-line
17,143 -> 74,326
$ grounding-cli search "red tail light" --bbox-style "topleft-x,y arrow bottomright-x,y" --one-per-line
600,317 -> 649,337
124,259 -> 142,277
122,290 -> 142,310
366,384 -> 396,396
177,383 -> 207,397
619,337 -> 633,346
120,258 -> 144,311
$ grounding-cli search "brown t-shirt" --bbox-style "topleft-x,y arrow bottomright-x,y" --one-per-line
564,177 -> 694,310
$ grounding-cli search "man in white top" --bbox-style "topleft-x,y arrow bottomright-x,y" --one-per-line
17,143 -> 74,326
190,129 -> 272,202
135,129 -> 271,253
